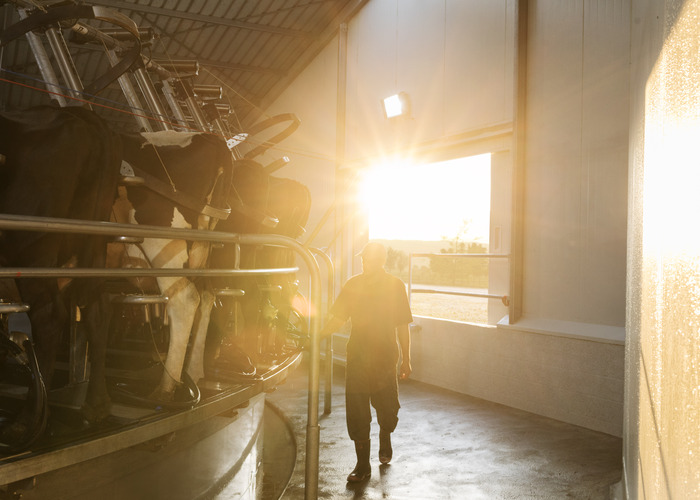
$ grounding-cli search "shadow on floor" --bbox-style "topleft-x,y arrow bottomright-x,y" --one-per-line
267,357 -> 623,500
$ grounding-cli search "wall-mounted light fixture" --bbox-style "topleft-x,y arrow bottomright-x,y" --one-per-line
383,92 -> 410,119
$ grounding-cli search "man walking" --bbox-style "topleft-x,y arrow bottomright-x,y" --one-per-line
320,241 -> 412,482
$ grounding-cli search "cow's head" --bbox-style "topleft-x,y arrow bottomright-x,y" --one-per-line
122,131 -> 234,230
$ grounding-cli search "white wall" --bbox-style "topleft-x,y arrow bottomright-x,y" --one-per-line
265,0 -> 629,438
625,0 -> 700,497
345,0 -> 514,162
523,0 -> 630,327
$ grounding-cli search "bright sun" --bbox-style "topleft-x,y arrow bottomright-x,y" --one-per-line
358,154 -> 491,242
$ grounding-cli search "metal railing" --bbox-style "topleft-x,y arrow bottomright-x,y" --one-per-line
309,248 -> 335,415
408,252 -> 510,307
0,213 -> 325,499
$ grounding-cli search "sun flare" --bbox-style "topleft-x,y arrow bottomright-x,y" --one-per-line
358,154 -> 491,242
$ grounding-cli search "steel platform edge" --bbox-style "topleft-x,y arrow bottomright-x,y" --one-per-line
0,351 -> 303,487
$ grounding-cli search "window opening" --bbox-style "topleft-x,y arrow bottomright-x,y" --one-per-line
359,154 -> 495,324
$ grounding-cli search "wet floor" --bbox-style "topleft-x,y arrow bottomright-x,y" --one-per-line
267,359 -> 622,499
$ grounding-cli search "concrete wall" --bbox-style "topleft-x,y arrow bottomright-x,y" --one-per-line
411,317 -> 625,436
625,0 -> 700,497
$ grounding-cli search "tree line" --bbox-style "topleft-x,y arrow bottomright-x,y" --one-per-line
386,240 -> 489,288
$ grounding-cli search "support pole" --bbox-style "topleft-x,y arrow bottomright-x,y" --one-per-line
510,0 -> 528,323
310,248 -> 335,415
335,23 -> 348,288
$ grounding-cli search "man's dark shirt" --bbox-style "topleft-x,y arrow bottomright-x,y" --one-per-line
331,269 -> 413,391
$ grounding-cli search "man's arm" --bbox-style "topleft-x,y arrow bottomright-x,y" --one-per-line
397,323 -> 412,379
319,315 -> 346,338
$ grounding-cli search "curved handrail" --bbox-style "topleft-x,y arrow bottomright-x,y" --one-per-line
0,213 -> 323,499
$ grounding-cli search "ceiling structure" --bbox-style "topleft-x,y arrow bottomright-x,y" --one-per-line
0,0 -> 367,132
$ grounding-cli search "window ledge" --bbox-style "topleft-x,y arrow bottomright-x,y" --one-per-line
497,316 -> 625,345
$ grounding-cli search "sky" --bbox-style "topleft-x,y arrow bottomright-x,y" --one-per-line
358,153 -> 491,242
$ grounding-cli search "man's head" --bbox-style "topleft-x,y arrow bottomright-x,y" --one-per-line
358,241 -> 387,274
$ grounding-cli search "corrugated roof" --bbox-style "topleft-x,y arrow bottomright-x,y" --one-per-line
0,0 -> 366,132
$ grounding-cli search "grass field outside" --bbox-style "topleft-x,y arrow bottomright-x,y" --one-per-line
409,291 -> 488,324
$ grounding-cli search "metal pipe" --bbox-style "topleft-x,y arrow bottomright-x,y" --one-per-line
185,95 -> 210,130
100,27 -> 154,41
410,253 -> 511,259
151,59 -> 199,76
409,288 -> 509,302
298,258 -> 322,500
0,213 -> 267,244
310,247 -> 335,415
160,79 -> 189,129
202,104 -> 232,141
0,267 -> 298,279
193,84 -> 222,100
132,67 -> 172,130
44,27 -> 85,104
17,9 -> 67,106
71,22 -> 120,49
407,252 -> 511,307
408,252 -> 413,308
107,49 -> 152,132
335,23 -> 348,289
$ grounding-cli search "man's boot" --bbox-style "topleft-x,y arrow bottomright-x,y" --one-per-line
347,439 -> 371,482
379,429 -> 393,464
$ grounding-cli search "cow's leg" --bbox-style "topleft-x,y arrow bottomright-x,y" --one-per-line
183,229 -> 213,384
152,276 -> 200,400
185,287 -> 215,383
130,236 -> 196,400
81,293 -> 112,423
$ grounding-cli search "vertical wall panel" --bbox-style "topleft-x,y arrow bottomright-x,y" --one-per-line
524,0 -> 585,320
397,0 -> 445,144
523,0 -> 629,326
444,0 -> 510,135
345,0 -> 399,160
580,0 -> 630,326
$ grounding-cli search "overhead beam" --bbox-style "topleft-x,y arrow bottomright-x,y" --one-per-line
89,0 -> 313,39
193,58 -> 287,77
146,53 -> 287,77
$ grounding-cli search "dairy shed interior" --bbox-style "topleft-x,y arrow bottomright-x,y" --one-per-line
1,0 -> 699,499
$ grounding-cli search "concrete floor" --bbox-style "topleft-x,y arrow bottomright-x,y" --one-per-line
267,358 -> 623,500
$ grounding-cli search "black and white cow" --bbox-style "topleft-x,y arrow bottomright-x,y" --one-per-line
0,106 -> 236,448
0,105 -> 122,442
205,164 -> 312,374
112,129 -> 233,400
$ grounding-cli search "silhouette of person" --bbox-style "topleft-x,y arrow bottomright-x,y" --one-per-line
321,241 -> 412,482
